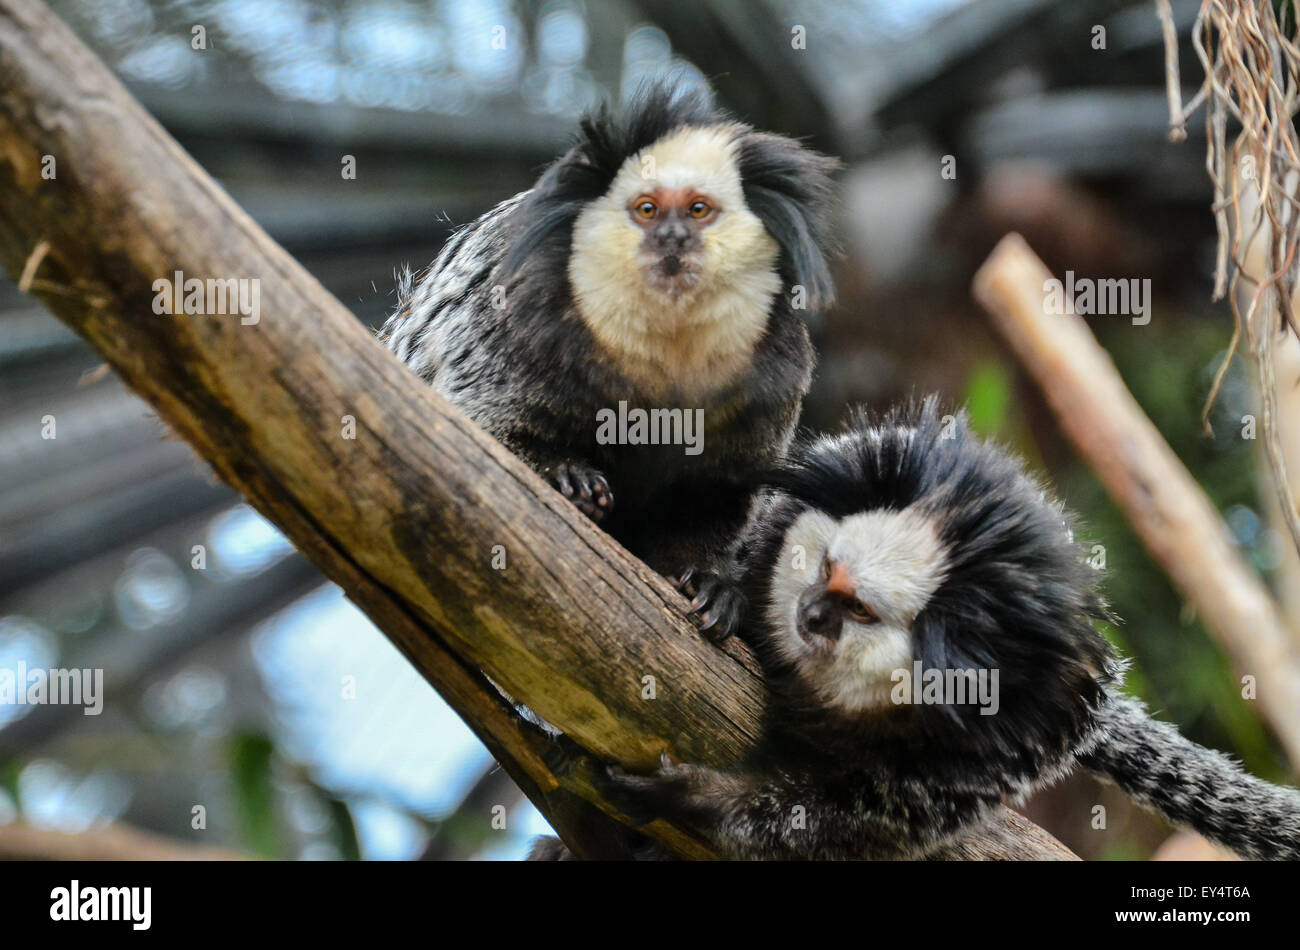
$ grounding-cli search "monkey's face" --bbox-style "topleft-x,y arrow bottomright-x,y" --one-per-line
568,125 -> 780,317
766,507 -> 949,713
625,186 -> 718,295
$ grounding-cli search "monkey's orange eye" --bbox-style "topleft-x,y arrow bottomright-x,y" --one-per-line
688,200 -> 712,219
632,199 -> 658,220
847,599 -> 879,624
821,556 -> 832,579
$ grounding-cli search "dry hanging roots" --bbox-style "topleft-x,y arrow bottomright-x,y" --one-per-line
1158,0 -> 1300,558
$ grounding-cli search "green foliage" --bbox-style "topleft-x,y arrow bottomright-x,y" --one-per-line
322,791 -> 362,861
961,361 -> 1011,437
1097,837 -> 1152,861
227,731 -> 281,858
0,758 -> 20,811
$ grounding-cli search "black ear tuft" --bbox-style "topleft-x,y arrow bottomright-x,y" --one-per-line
502,77 -> 723,277
737,132 -> 841,313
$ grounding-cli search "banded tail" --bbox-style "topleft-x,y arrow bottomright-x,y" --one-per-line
1080,695 -> 1300,860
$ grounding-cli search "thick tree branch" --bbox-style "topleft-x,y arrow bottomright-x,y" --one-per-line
0,0 -> 1072,859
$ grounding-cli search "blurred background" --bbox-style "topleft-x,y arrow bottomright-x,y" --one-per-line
0,0 -> 1288,860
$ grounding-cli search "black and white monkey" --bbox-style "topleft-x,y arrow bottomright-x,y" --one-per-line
381,81 -> 838,576
597,399 -> 1300,860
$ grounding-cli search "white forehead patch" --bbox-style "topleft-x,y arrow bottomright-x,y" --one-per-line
605,124 -> 749,207
765,506 -> 950,714
828,508 -> 949,627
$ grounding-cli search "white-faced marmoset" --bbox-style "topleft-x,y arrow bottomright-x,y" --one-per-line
600,399 -> 1300,859
381,81 -> 839,578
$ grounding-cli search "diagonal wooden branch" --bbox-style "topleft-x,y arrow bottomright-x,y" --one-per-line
0,0 -> 1072,860
974,233 -> 1300,766
0,821 -> 252,861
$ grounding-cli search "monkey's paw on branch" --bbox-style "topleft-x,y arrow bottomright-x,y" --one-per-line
601,753 -> 726,829
675,567 -> 744,642
543,460 -> 613,523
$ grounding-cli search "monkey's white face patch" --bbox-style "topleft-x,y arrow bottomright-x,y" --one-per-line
567,124 -> 781,399
766,507 -> 949,714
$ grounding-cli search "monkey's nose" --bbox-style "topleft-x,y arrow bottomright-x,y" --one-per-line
797,592 -> 840,642
653,222 -> 691,253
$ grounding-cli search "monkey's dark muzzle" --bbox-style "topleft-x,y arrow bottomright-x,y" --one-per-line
796,588 -> 842,645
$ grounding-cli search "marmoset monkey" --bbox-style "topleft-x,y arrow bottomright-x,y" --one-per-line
381,81 -> 838,576
600,399 -> 1300,860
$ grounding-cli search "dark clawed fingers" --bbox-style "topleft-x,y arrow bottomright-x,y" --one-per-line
546,460 -> 614,524
676,568 -> 743,643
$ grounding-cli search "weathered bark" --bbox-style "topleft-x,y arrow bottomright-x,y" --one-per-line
0,0 -> 1073,859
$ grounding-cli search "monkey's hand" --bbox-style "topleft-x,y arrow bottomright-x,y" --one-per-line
543,460 -> 613,524
675,567 -> 745,643
602,754 -> 745,835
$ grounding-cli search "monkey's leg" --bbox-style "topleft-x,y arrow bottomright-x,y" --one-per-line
603,757 -> 987,860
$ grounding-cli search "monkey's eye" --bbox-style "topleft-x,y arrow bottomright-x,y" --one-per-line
688,200 -> 713,219
821,556 -> 832,579
632,199 -> 658,220
846,599 -> 879,625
